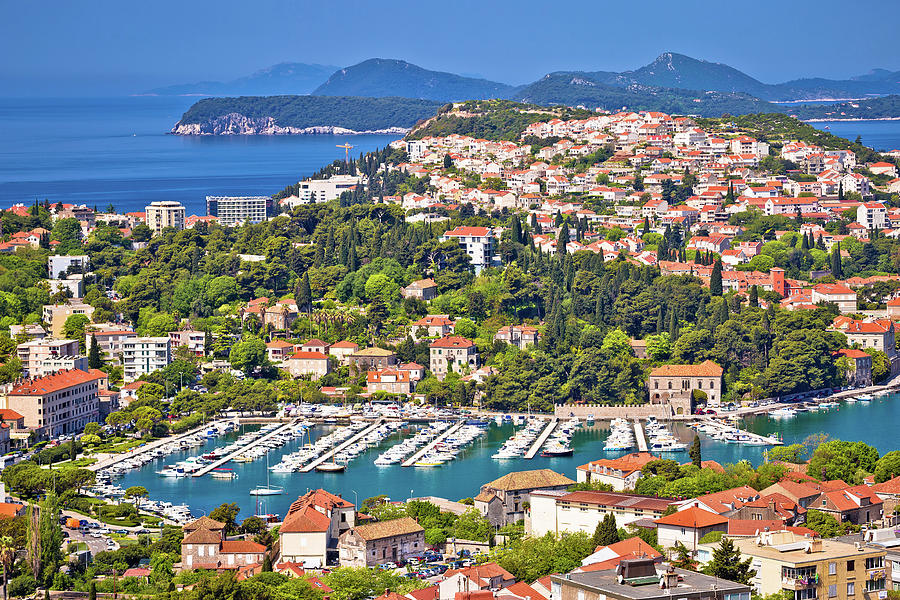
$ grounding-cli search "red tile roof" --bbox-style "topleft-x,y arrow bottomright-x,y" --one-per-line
280,504 -> 331,533
220,540 -> 266,554
9,369 -> 99,396
443,226 -> 491,237
288,351 -> 329,360
430,336 -> 475,349
655,506 -> 728,528
649,360 -> 723,377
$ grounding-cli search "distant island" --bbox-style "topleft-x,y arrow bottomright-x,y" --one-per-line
170,95 -> 443,135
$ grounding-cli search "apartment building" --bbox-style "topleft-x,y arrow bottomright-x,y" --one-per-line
337,517 -> 425,567
474,469 -> 574,527
42,301 -> 94,338
145,201 -> 186,233
48,255 -> 89,279
295,175 -> 363,204
702,532 -> 889,600
85,329 -> 136,361
168,329 -> 206,357
440,226 -> 498,272
366,369 -> 414,395
35,355 -> 88,377
123,337 -> 171,381
858,203 -> 887,230
280,489 -> 356,567
17,339 -> 80,376
2,369 -> 100,438
206,196 -> 269,226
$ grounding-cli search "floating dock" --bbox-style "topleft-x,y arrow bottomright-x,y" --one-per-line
300,419 -> 386,472
193,419 -> 301,477
633,420 -> 648,452
401,420 -> 465,467
524,418 -> 559,459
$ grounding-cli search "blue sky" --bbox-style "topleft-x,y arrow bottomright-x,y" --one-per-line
2,0 -> 899,96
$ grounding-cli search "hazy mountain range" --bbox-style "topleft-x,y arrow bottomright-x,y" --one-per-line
148,53 -> 900,103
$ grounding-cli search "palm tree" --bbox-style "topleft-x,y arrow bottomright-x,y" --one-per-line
0,535 -> 15,600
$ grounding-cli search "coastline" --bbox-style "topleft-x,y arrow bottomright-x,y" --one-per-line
170,114 -> 410,136
803,116 -> 900,122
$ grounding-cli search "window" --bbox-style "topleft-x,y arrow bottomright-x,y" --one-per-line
828,585 -> 836,598
828,562 -> 836,575
847,560 -> 855,571
866,556 -> 884,569
866,579 -> 885,593
577,590 -> 585,600
847,582 -> 854,596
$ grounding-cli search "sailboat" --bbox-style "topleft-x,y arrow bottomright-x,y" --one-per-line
250,452 -> 284,496
316,439 -> 346,473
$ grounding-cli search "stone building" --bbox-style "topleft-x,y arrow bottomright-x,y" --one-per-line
338,516 -> 425,567
180,515 -> 266,571
401,278 -> 438,301
648,360 -> 723,407
280,489 -> 356,567
2,369 -> 99,439
474,469 -> 574,527
350,347 -> 397,373
834,349 -> 873,387
493,325 -> 540,350
429,336 -> 478,380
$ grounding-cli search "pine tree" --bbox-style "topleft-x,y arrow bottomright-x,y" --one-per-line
703,538 -> 756,584
592,513 -> 620,547
690,434 -> 702,467
748,285 -> 759,308
710,259 -> 723,296
88,334 -> 102,369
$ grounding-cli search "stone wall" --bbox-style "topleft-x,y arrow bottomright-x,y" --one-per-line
554,398 -> 690,420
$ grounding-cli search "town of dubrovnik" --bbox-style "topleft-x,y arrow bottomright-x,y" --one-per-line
4,3 -> 900,600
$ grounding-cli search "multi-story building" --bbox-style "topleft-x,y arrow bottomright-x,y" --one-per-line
337,517 -> 425,567
835,349 -> 874,387
833,318 -> 897,359
366,369 -> 414,395
85,329 -> 136,362
206,196 -> 269,226
551,561 -> 750,600
1,369 -> 99,438
429,336 -> 478,380
145,201 -> 186,234
474,469 -> 574,527
400,278 -> 438,301
811,283 -> 857,313
35,355 -> 88,377
349,347 -> 397,373
703,532 -> 888,600
648,360 -> 723,407
411,315 -> 455,340
575,452 -> 659,491
295,175 -> 363,204
168,329 -> 206,357
440,226 -> 497,272
179,515 -> 266,571
48,255 -> 89,279
123,337 -> 171,381
528,489 -> 671,537
494,325 -> 540,350
16,339 -> 80,376
42,301 -> 94,338
48,277 -> 84,298
328,341 -> 359,365
858,202 -> 887,230
280,489 -> 356,567
283,351 -> 331,379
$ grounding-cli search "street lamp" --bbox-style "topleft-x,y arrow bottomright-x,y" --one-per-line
352,490 -> 358,509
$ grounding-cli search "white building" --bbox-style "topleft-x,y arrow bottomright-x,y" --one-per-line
296,175 -> 363,203
146,201 -> 185,233
527,489 -> 671,537
205,196 -> 269,226
35,355 -> 88,377
440,226 -> 498,271
858,202 -> 888,230
123,337 -> 171,381
17,339 -> 81,376
48,255 -> 89,279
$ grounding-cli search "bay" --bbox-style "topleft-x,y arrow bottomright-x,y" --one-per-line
810,119 -> 900,152
115,393 -> 900,518
0,97 -> 399,216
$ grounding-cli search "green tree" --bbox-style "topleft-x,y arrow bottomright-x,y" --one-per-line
295,272 -> 312,312
229,337 -> 268,376
807,440 -> 878,483
689,434 -> 702,467
87,333 -> 103,369
702,537 -> 755,585
805,509 -> 854,537
710,259 -> 723,296
592,513 -> 620,547
767,444 -> 807,464
672,541 -> 698,570
125,486 -> 148,510
600,328 -> 633,357
62,314 -> 91,347
874,451 -> 900,483
209,502 -> 240,535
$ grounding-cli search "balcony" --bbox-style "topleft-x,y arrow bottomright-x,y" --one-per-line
782,576 -> 818,590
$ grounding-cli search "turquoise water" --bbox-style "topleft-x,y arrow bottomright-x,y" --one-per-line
0,97 -> 398,215
114,393 -> 900,517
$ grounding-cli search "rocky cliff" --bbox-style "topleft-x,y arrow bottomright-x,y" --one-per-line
170,112 -> 410,135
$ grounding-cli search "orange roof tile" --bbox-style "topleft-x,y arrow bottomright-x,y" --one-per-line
655,506 -> 728,528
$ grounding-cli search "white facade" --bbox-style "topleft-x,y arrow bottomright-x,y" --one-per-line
858,202 -> 888,230
440,226 -> 498,271
123,337 -> 172,381
296,175 -> 362,203
206,196 -> 268,226
48,255 -> 89,279
146,201 -> 186,233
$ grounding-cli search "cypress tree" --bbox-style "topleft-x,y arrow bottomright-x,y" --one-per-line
800,232 -> 809,251
642,217 -> 650,236
348,244 -> 359,271
710,259 -> 723,296
748,285 -> 759,308
296,272 -> 312,312
668,309 -> 678,340
831,243 -> 842,278
656,306 -> 665,334
88,334 -> 102,369
557,223 -> 569,256
690,434 -> 702,467
511,216 -> 522,245
592,513 -> 620,547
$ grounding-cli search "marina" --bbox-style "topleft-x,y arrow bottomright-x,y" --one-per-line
192,419 -> 302,477
523,418 -> 559,459
300,419 -> 386,472
101,390 -> 900,519
633,419 -> 649,452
